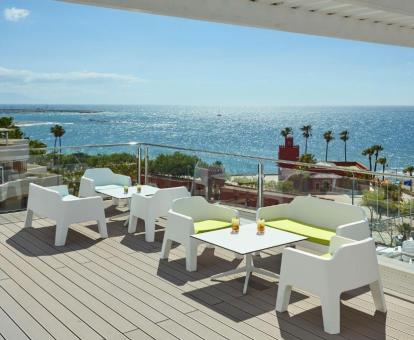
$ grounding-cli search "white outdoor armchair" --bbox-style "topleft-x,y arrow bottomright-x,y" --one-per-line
276,236 -> 387,334
128,186 -> 190,242
24,183 -> 107,246
79,168 -> 131,198
161,196 -> 238,271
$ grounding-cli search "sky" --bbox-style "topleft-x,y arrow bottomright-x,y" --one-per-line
1,0 -> 414,106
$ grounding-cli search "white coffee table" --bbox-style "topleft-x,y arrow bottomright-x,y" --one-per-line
191,223 -> 307,294
95,185 -> 159,225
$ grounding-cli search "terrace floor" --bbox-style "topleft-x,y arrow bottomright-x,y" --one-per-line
0,206 -> 413,340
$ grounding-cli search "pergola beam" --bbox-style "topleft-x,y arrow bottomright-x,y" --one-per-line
60,0 -> 414,48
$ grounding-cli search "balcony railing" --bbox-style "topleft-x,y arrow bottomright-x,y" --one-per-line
0,141 -> 413,266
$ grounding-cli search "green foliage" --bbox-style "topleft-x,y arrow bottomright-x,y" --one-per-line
361,184 -> 401,222
0,116 -> 24,139
280,127 -> 293,138
397,222 -> 412,240
299,153 -> 317,164
265,180 -> 294,193
29,139 -> 47,155
233,177 -> 256,187
149,152 -> 199,177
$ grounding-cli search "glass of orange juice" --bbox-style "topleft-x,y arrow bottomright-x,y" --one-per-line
123,185 -> 129,194
231,217 -> 240,234
257,219 -> 265,235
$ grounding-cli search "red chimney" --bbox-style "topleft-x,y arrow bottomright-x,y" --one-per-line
278,135 -> 299,162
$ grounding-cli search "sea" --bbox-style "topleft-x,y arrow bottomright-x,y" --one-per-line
1,105 -> 413,174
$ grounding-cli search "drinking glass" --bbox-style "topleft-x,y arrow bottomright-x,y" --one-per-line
231,217 -> 240,234
257,219 -> 265,235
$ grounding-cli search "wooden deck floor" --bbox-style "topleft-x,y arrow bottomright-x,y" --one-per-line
0,207 -> 414,340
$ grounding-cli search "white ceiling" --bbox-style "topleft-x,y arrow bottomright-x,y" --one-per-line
60,0 -> 414,47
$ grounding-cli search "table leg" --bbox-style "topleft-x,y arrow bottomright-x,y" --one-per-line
123,198 -> 132,227
243,254 -> 254,294
212,253 -> 279,295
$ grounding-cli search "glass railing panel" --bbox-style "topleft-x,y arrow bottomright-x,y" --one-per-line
144,145 -> 259,210
56,144 -> 138,195
0,143 -> 139,212
0,144 -> 58,212
263,161 -> 358,206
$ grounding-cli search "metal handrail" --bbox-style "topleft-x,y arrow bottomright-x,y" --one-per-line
1,140 -> 414,180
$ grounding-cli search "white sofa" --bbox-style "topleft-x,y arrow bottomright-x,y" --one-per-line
161,196 -> 238,271
79,168 -> 131,198
257,196 -> 370,250
276,236 -> 387,334
128,186 -> 190,242
24,183 -> 107,246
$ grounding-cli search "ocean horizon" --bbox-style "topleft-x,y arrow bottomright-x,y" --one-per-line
2,104 -> 413,173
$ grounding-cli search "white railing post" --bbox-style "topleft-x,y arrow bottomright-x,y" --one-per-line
144,146 -> 149,184
137,144 -> 142,185
257,162 -> 264,208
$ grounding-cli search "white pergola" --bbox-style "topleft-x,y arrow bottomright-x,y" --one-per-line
61,0 -> 414,48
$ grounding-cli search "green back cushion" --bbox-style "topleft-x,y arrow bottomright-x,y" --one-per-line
194,220 -> 231,234
265,219 -> 335,246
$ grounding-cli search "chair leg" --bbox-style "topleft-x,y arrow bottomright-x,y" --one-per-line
160,238 -> 172,259
320,294 -> 341,334
186,239 -> 198,272
128,215 -> 138,233
97,217 -> 108,239
275,281 -> 292,312
24,209 -> 33,228
144,217 -> 156,242
370,280 -> 387,313
55,223 -> 69,246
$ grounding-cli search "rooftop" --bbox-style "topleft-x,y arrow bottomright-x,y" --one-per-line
0,205 -> 413,340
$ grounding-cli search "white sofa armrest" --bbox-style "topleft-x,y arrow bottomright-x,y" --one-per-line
114,174 -> 132,186
48,185 -> 70,197
329,235 -> 355,254
280,247 -> 329,293
130,193 -> 151,217
257,204 -> 289,221
167,210 -> 195,238
336,220 -> 370,240
79,176 -> 95,197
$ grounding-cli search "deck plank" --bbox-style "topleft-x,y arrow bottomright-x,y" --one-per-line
0,240 -> 130,340
1,215 -> 414,340
0,306 -> 29,340
0,252 -> 101,339
0,278 -> 78,340
0,284 -> 53,340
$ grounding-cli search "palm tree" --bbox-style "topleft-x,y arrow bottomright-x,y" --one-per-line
339,130 -> 349,162
376,157 -> 387,180
372,144 -> 384,172
300,125 -> 312,154
280,127 -> 293,139
403,165 -> 414,176
323,130 -> 334,162
362,147 -> 374,171
50,124 -> 65,155
403,165 -> 414,191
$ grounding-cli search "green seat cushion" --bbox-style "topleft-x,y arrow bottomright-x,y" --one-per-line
194,220 -> 232,234
320,252 -> 332,259
265,219 -> 335,246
